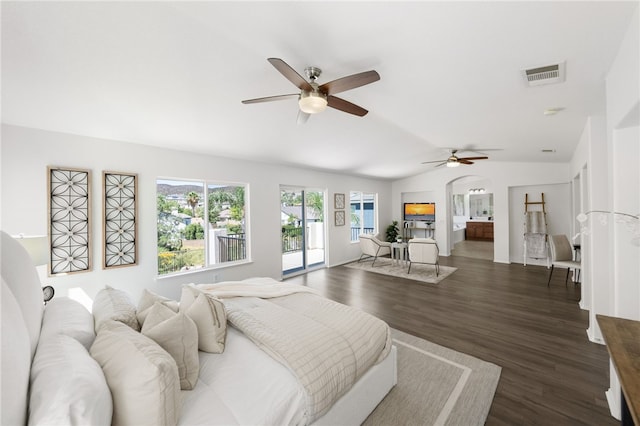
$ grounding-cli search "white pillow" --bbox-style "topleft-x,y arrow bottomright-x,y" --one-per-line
180,286 -> 227,353
142,302 -> 199,390
90,320 -> 180,426
141,301 -> 178,330
92,285 -> 140,332
30,334 -> 112,426
179,284 -> 198,310
40,297 -> 96,349
1,279 -> 31,426
136,288 -> 179,326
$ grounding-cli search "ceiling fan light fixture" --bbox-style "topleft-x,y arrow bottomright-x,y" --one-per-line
298,91 -> 327,114
446,159 -> 460,168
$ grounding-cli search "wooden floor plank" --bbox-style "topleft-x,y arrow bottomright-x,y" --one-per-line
285,255 -> 616,425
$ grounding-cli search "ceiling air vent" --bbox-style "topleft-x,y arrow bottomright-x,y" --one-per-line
522,62 -> 565,87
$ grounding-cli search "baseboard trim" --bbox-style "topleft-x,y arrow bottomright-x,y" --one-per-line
605,388 -> 621,421
586,326 -> 605,345
329,257 -> 361,268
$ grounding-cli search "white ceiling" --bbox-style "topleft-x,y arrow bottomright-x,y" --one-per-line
2,1 -> 637,180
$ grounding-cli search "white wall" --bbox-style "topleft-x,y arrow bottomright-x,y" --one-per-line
605,6 -> 640,323
612,126 -> 639,319
0,124 -> 392,302
585,5 -> 639,420
391,162 -> 571,262
570,118 -> 606,313
508,183 -> 571,266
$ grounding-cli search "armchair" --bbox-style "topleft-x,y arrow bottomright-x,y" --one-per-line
407,238 -> 439,275
358,233 -> 391,266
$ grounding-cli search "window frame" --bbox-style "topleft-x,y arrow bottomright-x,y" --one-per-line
349,191 -> 378,242
156,177 -> 250,277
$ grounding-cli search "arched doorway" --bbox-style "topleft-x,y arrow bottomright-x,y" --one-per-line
446,175 -> 494,261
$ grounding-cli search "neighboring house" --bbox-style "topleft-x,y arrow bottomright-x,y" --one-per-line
280,206 -> 321,226
350,198 -> 375,231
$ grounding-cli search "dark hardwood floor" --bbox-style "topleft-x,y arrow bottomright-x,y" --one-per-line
285,255 -> 616,426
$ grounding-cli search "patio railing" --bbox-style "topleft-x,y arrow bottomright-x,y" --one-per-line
218,234 -> 246,262
282,227 -> 303,253
157,248 -> 205,275
351,227 -> 375,241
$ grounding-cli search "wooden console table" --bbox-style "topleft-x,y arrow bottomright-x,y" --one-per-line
597,314 -> 640,425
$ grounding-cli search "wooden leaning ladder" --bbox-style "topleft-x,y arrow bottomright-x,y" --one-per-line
523,193 -> 548,266
524,193 -> 546,214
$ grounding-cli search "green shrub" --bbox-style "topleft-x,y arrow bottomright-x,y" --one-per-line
184,223 -> 204,240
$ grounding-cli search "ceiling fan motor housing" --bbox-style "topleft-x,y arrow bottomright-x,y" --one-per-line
304,66 -> 322,81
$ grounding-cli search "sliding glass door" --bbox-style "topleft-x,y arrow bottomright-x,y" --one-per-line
281,187 -> 325,275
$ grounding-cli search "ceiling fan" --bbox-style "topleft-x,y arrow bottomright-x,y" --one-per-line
241,58 -> 380,124
422,149 -> 489,168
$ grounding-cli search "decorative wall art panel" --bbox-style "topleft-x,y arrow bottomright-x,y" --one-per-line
103,171 -> 138,268
48,166 -> 91,275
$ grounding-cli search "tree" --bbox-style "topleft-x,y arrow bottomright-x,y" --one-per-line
157,216 -> 183,251
184,223 -> 204,240
157,194 -> 179,213
208,186 -> 245,227
231,186 -> 245,211
208,206 -> 221,225
305,192 -> 324,222
281,191 -> 302,206
230,205 -> 243,221
186,191 -> 200,217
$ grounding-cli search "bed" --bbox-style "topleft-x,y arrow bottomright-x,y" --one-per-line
0,230 -> 397,426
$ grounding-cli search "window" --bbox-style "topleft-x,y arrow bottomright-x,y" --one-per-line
157,178 -> 248,276
350,191 -> 377,242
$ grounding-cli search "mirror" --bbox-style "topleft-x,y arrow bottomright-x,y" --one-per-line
469,193 -> 493,218
452,194 -> 465,216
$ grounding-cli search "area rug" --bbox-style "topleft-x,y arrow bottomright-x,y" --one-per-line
364,328 -> 501,426
344,257 -> 457,284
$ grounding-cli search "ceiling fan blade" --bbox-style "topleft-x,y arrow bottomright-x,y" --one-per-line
327,95 -> 368,116
319,70 -> 380,95
242,94 -> 299,104
421,159 -> 449,167
459,159 -> 474,165
297,110 -> 310,125
457,156 -> 488,161
267,58 -> 313,92
456,148 -> 503,155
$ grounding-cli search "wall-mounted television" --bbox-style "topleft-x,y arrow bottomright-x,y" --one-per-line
404,202 -> 436,222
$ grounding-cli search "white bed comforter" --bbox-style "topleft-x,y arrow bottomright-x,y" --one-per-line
197,279 -> 392,423
179,326 -> 308,426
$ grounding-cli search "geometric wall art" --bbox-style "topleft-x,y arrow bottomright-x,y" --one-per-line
47,166 -> 91,275
103,171 -> 138,268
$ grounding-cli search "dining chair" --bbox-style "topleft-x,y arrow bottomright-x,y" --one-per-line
547,234 -> 581,286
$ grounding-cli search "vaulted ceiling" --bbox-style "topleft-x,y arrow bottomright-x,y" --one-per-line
2,1 -> 637,179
